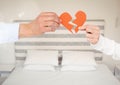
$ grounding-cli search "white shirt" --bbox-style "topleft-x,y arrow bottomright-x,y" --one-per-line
91,35 -> 120,60
0,22 -> 19,44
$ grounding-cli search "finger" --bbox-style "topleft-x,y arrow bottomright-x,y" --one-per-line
51,28 -> 56,32
40,13 -> 60,23
86,28 -> 99,34
86,25 -> 100,32
40,12 -> 58,16
86,32 -> 96,38
86,27 -> 94,34
44,21 -> 60,28
86,33 -> 94,39
78,25 -> 87,30
44,18 -> 60,25
43,26 -> 53,32
86,33 -> 99,39
44,26 -> 57,32
40,16 -> 57,21
38,13 -> 60,24
43,24 -> 59,32
86,28 -> 100,38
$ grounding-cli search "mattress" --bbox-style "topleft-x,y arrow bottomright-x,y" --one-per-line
2,64 -> 120,85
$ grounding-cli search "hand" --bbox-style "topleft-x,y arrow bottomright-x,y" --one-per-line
79,25 -> 100,44
19,12 -> 60,38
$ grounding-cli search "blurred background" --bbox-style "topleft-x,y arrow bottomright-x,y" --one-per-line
0,0 -> 120,72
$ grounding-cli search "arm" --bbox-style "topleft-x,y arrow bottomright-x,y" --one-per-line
91,35 -> 120,60
0,12 -> 60,44
80,25 -> 120,60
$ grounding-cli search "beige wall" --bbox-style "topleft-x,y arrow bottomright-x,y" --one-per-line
0,0 -> 120,71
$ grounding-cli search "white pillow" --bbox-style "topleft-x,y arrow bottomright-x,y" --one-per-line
61,51 -> 97,71
61,65 -> 96,71
24,50 -> 58,66
24,65 -> 55,71
24,50 -> 58,71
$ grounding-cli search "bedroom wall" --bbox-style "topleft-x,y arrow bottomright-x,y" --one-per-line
0,0 -> 120,72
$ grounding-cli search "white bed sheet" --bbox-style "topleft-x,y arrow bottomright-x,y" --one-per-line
2,64 -> 120,85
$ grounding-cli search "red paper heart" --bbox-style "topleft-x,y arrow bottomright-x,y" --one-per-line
60,11 -> 86,33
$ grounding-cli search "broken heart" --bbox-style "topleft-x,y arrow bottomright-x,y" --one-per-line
60,11 -> 86,33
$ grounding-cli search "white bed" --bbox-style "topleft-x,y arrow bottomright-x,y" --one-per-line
3,20 -> 119,85
2,64 -> 120,85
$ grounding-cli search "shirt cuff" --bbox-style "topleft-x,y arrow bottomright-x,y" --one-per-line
0,23 -> 19,44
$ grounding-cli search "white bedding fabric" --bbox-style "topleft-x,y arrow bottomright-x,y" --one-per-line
61,51 -> 97,71
61,65 -> 96,71
23,65 -> 56,71
24,50 -> 58,66
23,50 -> 58,71
2,64 -> 120,85
62,51 -> 96,66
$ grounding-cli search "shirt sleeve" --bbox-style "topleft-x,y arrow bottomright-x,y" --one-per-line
91,35 -> 120,60
0,22 -> 19,44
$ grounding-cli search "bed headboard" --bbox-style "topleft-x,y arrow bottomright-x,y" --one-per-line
14,19 -> 105,62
